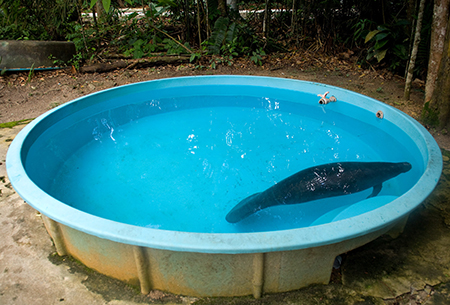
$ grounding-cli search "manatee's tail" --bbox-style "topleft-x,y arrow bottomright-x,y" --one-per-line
226,192 -> 262,223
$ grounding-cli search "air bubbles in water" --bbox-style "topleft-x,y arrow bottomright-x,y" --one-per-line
225,130 -> 233,146
92,127 -> 102,141
92,118 -> 116,142
101,118 -> 116,142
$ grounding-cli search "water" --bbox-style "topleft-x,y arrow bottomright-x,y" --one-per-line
47,96 -> 418,233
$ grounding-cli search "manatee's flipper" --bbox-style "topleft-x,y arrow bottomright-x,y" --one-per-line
226,192 -> 262,223
368,184 -> 382,198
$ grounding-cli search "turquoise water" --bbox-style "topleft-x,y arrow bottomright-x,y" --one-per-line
46,96 -> 419,233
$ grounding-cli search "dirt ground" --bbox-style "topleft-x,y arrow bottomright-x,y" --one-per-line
1,54 -> 449,150
2,55 -> 450,305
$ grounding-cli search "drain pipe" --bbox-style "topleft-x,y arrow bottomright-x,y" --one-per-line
318,91 -> 337,105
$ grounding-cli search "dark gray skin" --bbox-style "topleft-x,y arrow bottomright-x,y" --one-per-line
226,161 -> 412,223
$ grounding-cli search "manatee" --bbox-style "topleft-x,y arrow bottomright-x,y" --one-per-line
226,161 -> 412,223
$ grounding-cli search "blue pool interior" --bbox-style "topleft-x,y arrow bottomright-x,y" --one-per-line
21,82 -> 425,234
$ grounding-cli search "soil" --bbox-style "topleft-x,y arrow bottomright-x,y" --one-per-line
2,54 -> 450,304
1,54 -> 449,150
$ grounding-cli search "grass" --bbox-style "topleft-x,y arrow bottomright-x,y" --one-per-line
0,119 -> 34,128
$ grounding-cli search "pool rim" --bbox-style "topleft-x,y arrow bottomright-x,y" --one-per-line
6,75 -> 443,254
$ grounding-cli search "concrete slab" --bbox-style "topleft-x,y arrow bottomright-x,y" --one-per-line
0,126 -> 106,304
0,40 -> 76,70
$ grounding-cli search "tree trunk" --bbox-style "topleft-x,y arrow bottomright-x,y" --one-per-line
218,0 -> 228,17
184,0 -> 191,42
229,0 -> 237,11
407,0 -> 416,22
424,0 -> 450,103
197,0 -> 202,47
205,0 -> 211,38
422,15 -> 450,129
96,0 -> 106,17
291,0 -> 297,36
404,0 -> 426,100
79,56 -> 191,73
263,0 -> 271,38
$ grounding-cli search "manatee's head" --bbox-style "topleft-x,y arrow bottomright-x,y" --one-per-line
399,162 -> 412,173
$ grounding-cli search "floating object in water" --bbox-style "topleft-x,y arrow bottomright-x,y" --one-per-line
226,161 -> 412,223
317,91 -> 337,104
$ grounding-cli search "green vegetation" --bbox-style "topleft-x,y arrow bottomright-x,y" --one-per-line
422,101 -> 440,127
364,20 -> 410,71
0,119 -> 33,128
0,0 -> 79,40
0,0 -> 436,73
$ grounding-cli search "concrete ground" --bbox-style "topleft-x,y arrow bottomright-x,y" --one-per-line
2,124 -> 450,305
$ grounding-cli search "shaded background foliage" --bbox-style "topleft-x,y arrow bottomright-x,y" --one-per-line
0,0 -> 79,40
0,0 -> 436,77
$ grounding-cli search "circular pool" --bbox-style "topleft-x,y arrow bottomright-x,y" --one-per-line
6,76 -> 442,297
